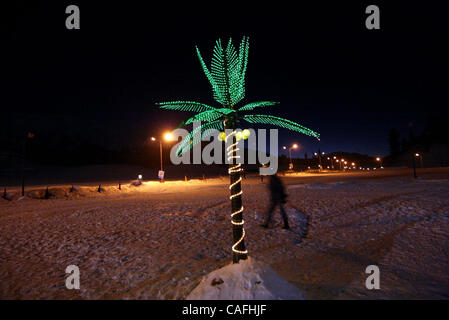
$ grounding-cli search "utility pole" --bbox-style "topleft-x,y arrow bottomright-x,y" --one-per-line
151,134 -> 173,183
318,149 -> 321,172
159,140 -> 163,172
21,140 -> 26,196
21,133 -> 34,197
412,154 -> 417,179
289,147 -> 293,169
416,153 -> 423,168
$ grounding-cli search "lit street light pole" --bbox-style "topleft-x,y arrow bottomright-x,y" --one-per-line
289,148 -> 292,166
415,153 -> 423,168
151,132 -> 174,182
151,137 -> 163,171
327,157 -> 333,170
289,144 -> 298,170
376,157 -> 382,168
159,139 -> 163,171
412,153 -> 417,179
318,151 -> 324,172
283,144 -> 298,170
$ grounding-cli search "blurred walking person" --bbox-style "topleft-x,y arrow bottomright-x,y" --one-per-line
262,173 -> 289,229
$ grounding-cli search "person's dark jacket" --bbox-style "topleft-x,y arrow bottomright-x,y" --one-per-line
269,174 -> 287,203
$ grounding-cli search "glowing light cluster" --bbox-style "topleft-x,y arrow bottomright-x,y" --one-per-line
226,130 -> 247,256
218,129 -> 250,142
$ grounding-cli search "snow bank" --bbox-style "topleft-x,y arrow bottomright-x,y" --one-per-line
186,257 -> 305,300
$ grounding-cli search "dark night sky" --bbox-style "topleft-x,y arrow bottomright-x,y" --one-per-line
3,2 -> 448,158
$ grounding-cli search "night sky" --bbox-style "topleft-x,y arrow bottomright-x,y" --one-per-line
3,2 -> 447,158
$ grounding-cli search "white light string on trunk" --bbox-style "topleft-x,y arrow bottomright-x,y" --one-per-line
225,130 -> 248,255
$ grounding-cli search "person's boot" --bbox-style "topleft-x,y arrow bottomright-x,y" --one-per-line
282,223 -> 290,230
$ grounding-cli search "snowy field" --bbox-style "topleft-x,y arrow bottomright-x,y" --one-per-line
1,168 -> 449,299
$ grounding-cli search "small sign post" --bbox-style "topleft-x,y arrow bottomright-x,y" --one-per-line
158,170 -> 165,182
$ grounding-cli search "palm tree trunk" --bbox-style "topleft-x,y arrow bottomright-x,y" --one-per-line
229,159 -> 247,263
225,118 -> 248,263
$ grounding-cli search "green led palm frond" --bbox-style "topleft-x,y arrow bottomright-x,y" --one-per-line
226,39 -> 239,104
176,120 -> 224,156
232,36 -> 249,105
157,101 -> 216,113
238,101 -> 279,111
211,39 -> 231,106
243,114 -> 320,140
184,108 -> 235,126
196,46 -> 226,105
196,37 -> 249,107
227,38 -> 244,106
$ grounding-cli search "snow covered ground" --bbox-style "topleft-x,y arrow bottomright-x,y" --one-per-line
186,257 -> 305,300
0,168 -> 448,299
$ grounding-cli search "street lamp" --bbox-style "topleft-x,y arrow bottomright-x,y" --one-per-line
337,159 -> 342,171
336,159 -> 342,171
327,156 -> 335,170
284,144 -> 298,170
151,132 -> 175,182
282,146 -> 288,168
319,152 -> 324,171
412,153 -> 418,179
376,157 -> 382,168
415,153 -> 423,168
314,152 -> 324,171
164,132 -> 174,142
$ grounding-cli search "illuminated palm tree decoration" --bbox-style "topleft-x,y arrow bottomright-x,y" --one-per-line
157,37 -> 319,263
